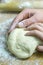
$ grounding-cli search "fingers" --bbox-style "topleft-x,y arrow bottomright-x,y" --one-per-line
37,46 -> 43,52
8,9 -> 36,33
25,30 -> 43,41
37,23 -> 43,27
27,23 -> 43,32
18,15 -> 38,28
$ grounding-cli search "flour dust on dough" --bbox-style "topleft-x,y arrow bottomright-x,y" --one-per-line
7,28 -> 41,59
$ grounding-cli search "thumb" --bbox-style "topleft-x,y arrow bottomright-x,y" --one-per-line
18,15 -> 38,28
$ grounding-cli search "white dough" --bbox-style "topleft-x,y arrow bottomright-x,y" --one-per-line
7,28 -> 41,59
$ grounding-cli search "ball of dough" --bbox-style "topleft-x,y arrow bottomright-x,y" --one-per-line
7,28 -> 41,59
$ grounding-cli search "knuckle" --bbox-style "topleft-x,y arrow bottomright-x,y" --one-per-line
34,23 -> 37,26
34,30 -> 37,33
32,24 -> 38,28
34,15 -> 40,22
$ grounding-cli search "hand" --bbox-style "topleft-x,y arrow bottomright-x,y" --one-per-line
25,23 -> 43,52
8,9 -> 43,33
8,8 -> 43,52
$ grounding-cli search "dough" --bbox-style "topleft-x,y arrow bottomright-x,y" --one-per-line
7,28 -> 41,59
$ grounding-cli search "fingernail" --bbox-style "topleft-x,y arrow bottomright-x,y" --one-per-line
18,22 -> 24,27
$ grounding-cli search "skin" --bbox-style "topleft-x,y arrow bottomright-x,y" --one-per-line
8,9 -> 43,52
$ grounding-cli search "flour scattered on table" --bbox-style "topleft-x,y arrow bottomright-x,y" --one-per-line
0,18 -> 30,65
0,18 -> 40,65
0,18 -> 18,64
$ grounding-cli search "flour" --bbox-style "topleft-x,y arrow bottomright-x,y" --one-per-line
0,18 -> 40,65
0,18 -> 17,64
0,18 -> 29,65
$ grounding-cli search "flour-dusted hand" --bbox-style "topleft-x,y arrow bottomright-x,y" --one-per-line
25,23 -> 43,52
8,9 -> 43,33
8,9 -> 43,52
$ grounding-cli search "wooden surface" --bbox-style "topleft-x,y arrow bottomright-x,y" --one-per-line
0,12 -> 17,23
